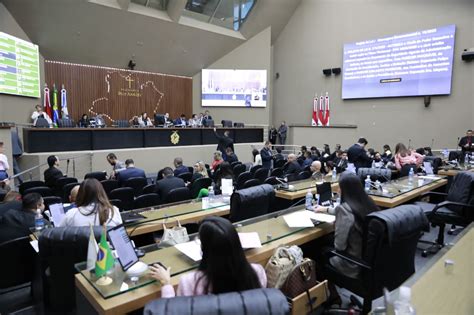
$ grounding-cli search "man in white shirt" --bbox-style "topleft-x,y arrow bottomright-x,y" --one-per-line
31,105 -> 52,126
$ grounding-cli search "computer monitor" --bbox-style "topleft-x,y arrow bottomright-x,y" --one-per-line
154,114 -> 165,126
108,225 -> 139,271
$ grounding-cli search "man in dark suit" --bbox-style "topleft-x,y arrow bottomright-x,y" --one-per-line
116,159 -> 146,186
273,147 -> 285,163
44,155 -> 64,188
213,128 -> 234,161
0,191 -> 22,218
459,129 -> 474,155
283,154 -> 301,176
334,150 -> 348,172
155,167 -> 186,201
260,141 -> 273,169
203,110 -> 212,120
347,138 -> 372,170
174,114 -> 188,127
173,157 -> 189,177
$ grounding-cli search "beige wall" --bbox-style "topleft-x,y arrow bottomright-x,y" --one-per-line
0,3 -> 45,125
192,27 -> 272,128
273,0 -> 474,151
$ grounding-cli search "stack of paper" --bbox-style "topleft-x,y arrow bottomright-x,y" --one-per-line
238,232 -> 262,249
175,240 -> 202,261
283,210 -> 336,228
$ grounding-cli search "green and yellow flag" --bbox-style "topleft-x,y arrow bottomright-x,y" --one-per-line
95,226 -> 114,278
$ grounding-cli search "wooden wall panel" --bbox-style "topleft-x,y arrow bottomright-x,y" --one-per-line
44,61 -> 192,123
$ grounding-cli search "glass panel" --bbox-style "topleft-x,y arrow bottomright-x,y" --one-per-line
367,176 -> 444,199
276,174 -> 339,193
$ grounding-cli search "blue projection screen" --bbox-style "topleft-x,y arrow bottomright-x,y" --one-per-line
342,25 -> 456,99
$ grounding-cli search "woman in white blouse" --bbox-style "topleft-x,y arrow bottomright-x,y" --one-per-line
59,178 -> 122,227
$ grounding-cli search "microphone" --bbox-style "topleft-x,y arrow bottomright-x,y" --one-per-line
66,159 -> 70,176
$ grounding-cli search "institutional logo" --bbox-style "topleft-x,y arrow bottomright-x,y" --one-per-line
170,131 -> 180,145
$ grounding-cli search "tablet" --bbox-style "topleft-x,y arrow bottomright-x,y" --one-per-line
108,225 -> 139,271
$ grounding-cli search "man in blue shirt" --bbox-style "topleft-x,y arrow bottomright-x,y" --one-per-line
116,159 -> 146,186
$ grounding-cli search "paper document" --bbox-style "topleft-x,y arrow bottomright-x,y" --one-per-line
238,232 -> 262,249
283,211 -> 315,228
30,240 -> 39,253
175,240 -> 202,261
418,175 -> 440,180
306,211 -> 336,223
221,178 -> 233,196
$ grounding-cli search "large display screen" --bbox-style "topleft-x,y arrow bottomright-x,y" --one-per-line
342,25 -> 455,99
202,69 -> 267,107
0,32 -> 40,98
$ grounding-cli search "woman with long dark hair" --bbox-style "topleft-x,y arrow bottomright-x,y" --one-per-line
58,178 -> 122,227
315,172 -> 379,278
150,216 -> 266,297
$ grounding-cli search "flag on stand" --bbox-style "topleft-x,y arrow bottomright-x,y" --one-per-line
95,226 -> 114,278
61,84 -> 69,118
322,92 -> 330,126
43,85 -> 52,119
311,94 -> 318,126
318,95 -> 324,126
51,84 -> 59,127
87,225 -> 98,270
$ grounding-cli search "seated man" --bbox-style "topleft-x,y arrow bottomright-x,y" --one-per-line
63,185 -> 79,212
155,167 -> 186,201
283,153 -> 301,176
302,151 -> 313,168
174,114 -> 188,127
310,160 -> 323,180
44,155 -> 64,188
334,150 -> 348,172
173,157 -> 189,177
273,147 -> 284,162
225,147 -> 239,164
116,159 -> 146,186
0,191 -> 22,217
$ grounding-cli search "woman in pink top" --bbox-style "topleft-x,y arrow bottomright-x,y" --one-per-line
394,143 -> 424,171
150,216 -> 267,298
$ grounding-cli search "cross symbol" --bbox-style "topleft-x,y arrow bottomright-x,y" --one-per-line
126,76 -> 134,89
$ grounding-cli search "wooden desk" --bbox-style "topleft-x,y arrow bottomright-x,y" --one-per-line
75,210 -> 334,315
437,167 -> 474,176
369,178 -> 447,208
393,223 -> 474,314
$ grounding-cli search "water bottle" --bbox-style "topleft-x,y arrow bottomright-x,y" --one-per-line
465,153 -> 469,164
394,286 -> 416,315
314,194 -> 320,206
371,160 -> 376,168
408,168 -> 414,182
305,189 -> 313,210
331,167 -> 337,182
35,209 -> 45,231
364,175 -> 371,192
208,186 -> 215,206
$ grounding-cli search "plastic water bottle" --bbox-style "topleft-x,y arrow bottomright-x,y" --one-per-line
35,209 -> 44,231
394,287 -> 416,315
305,189 -> 313,210
465,154 -> 469,164
364,175 -> 371,192
208,186 -> 215,206
331,167 -> 337,182
371,160 -> 376,168
314,194 -> 320,206
408,168 -> 414,182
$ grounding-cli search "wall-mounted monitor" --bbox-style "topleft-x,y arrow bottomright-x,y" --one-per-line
202,69 -> 267,107
342,25 -> 456,99
0,32 -> 40,98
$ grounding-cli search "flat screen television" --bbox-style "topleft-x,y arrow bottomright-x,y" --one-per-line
202,69 -> 267,107
342,24 -> 456,99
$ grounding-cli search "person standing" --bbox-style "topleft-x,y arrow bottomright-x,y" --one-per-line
31,104 -> 52,126
347,138 -> 372,170
213,128 -> 234,161
277,121 -> 288,146
260,141 -> 273,169
0,142 -> 10,182
106,153 -> 125,179
458,129 -> 474,156
268,126 -> 278,146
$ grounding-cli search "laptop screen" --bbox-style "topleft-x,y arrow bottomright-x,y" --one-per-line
108,225 -> 139,271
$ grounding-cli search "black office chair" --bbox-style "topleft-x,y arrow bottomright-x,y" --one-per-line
109,187 -> 135,211
236,171 -> 253,190
254,168 -> 269,183
264,176 -> 280,186
58,118 -> 75,128
230,161 -> 241,168
423,156 -> 442,174
233,122 -> 245,128
143,288 -> 289,315
134,193 -> 161,209
84,171 -> 107,181
270,167 -> 284,178
190,177 -> 213,198
250,165 -> 262,174
24,186 -> 53,197
415,171 -> 474,256
164,187 -> 191,204
221,120 -> 233,128
178,172 -> 193,184
35,117 -> 50,128
285,173 -> 298,182
274,159 -> 286,168
19,180 -> 46,195
114,119 -> 130,128
143,184 -> 157,194
357,168 -> 392,183
399,164 -> 417,177
297,170 -> 311,180
323,205 -> 429,315
233,164 -> 246,179
242,179 -> 260,189
62,182 -> 80,203
43,196 -> 62,210
123,177 -> 148,196
100,179 -> 119,198
154,114 -> 166,127
54,177 -> 78,197
229,184 -> 275,222
109,199 -> 123,211
202,119 -> 214,128
448,151 -> 460,162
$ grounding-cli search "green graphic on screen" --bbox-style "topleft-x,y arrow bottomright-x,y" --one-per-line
0,32 -> 40,98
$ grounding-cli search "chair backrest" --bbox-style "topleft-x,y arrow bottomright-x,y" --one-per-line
0,236 -> 36,290
58,118 -> 75,128
55,177 -> 78,197
39,226 -> 102,312
233,164 -> 246,179
243,179 -> 261,189
156,169 -> 165,182
100,179 -> 119,197
84,171 -> 107,181
230,184 -> 275,222
446,171 -> 474,215
250,164 -> 262,174
191,177 -> 213,198
19,180 -> 46,195
270,167 -> 284,178
202,119 -> 214,127
221,120 -> 233,128
178,172 -> 193,183
233,122 -> 245,128
35,117 -> 50,128
24,186 -> 53,197
230,161 -> 241,168
143,183 -> 157,195
134,193 -> 161,209
109,187 -> 135,210
399,164 -> 416,177
254,168 -> 269,183
43,196 -> 62,210
316,182 -> 332,205
264,176 -> 280,186
123,177 -> 148,196
448,151 -> 459,162
154,114 -> 165,126
285,173 -> 298,183
109,199 -> 123,210
115,119 -> 130,128
357,168 -> 392,182
144,288 -> 289,315
297,170 -> 311,180
274,159 -> 286,168
165,187 -> 191,204
236,171 -> 254,190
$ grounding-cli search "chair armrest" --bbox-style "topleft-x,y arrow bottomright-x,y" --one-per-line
420,191 -> 448,199
327,249 -> 372,270
432,201 -> 474,214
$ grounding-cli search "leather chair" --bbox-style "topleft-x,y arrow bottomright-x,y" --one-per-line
229,184 -> 275,222
134,193 -> 161,209
274,159 -> 286,168
323,205 -> 428,315
270,167 -> 284,178
190,177 -> 213,198
54,177 -> 78,197
177,172 -> 193,184
243,179 -> 261,189
357,168 -> 392,183
254,168 -> 269,183
230,161 -> 241,168
165,187 -> 191,204
250,164 -> 262,174
100,179 -> 119,198
24,186 -> 53,197
203,119 -> 214,128
221,120 -> 233,128
39,226 -> 102,312
62,182 -> 80,203
19,181 -> 46,195
35,117 -> 50,128
233,164 -> 246,179
297,170 -> 311,180
236,171 -> 253,190
144,288 -> 289,315
109,187 -> 135,210
58,118 -> 75,128
84,171 -> 107,181
110,199 -> 123,210
423,156 -> 442,174
114,119 -> 130,128
264,176 -> 280,186
123,177 -> 148,196
43,196 -> 62,210
415,171 -> 474,255
233,122 -> 245,128
143,183 -> 157,194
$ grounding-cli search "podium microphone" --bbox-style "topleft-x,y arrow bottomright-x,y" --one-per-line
66,159 -> 70,176
431,138 -> 434,149
408,139 -> 412,149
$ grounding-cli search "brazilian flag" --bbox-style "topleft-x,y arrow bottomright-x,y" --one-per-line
95,227 -> 114,278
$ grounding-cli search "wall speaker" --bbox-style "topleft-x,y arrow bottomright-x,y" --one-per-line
322,69 -> 332,76
461,49 -> 474,62
332,68 -> 341,75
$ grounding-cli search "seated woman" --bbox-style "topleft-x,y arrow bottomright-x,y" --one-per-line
252,149 -> 262,166
150,216 -> 266,297
58,178 -> 122,227
394,142 -> 424,173
210,151 -> 224,172
192,161 -> 209,182
315,172 -> 379,278
78,114 -> 90,128
138,112 -> 153,127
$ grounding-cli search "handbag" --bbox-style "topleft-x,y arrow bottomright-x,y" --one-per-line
265,245 -> 302,289
159,219 -> 189,248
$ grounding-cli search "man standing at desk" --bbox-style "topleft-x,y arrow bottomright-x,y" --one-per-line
348,138 -> 372,170
458,129 -> 473,156
213,128 -> 234,161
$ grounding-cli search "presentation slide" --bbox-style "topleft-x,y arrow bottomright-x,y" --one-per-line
202,69 -> 267,107
342,25 -> 455,99
0,32 -> 40,98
